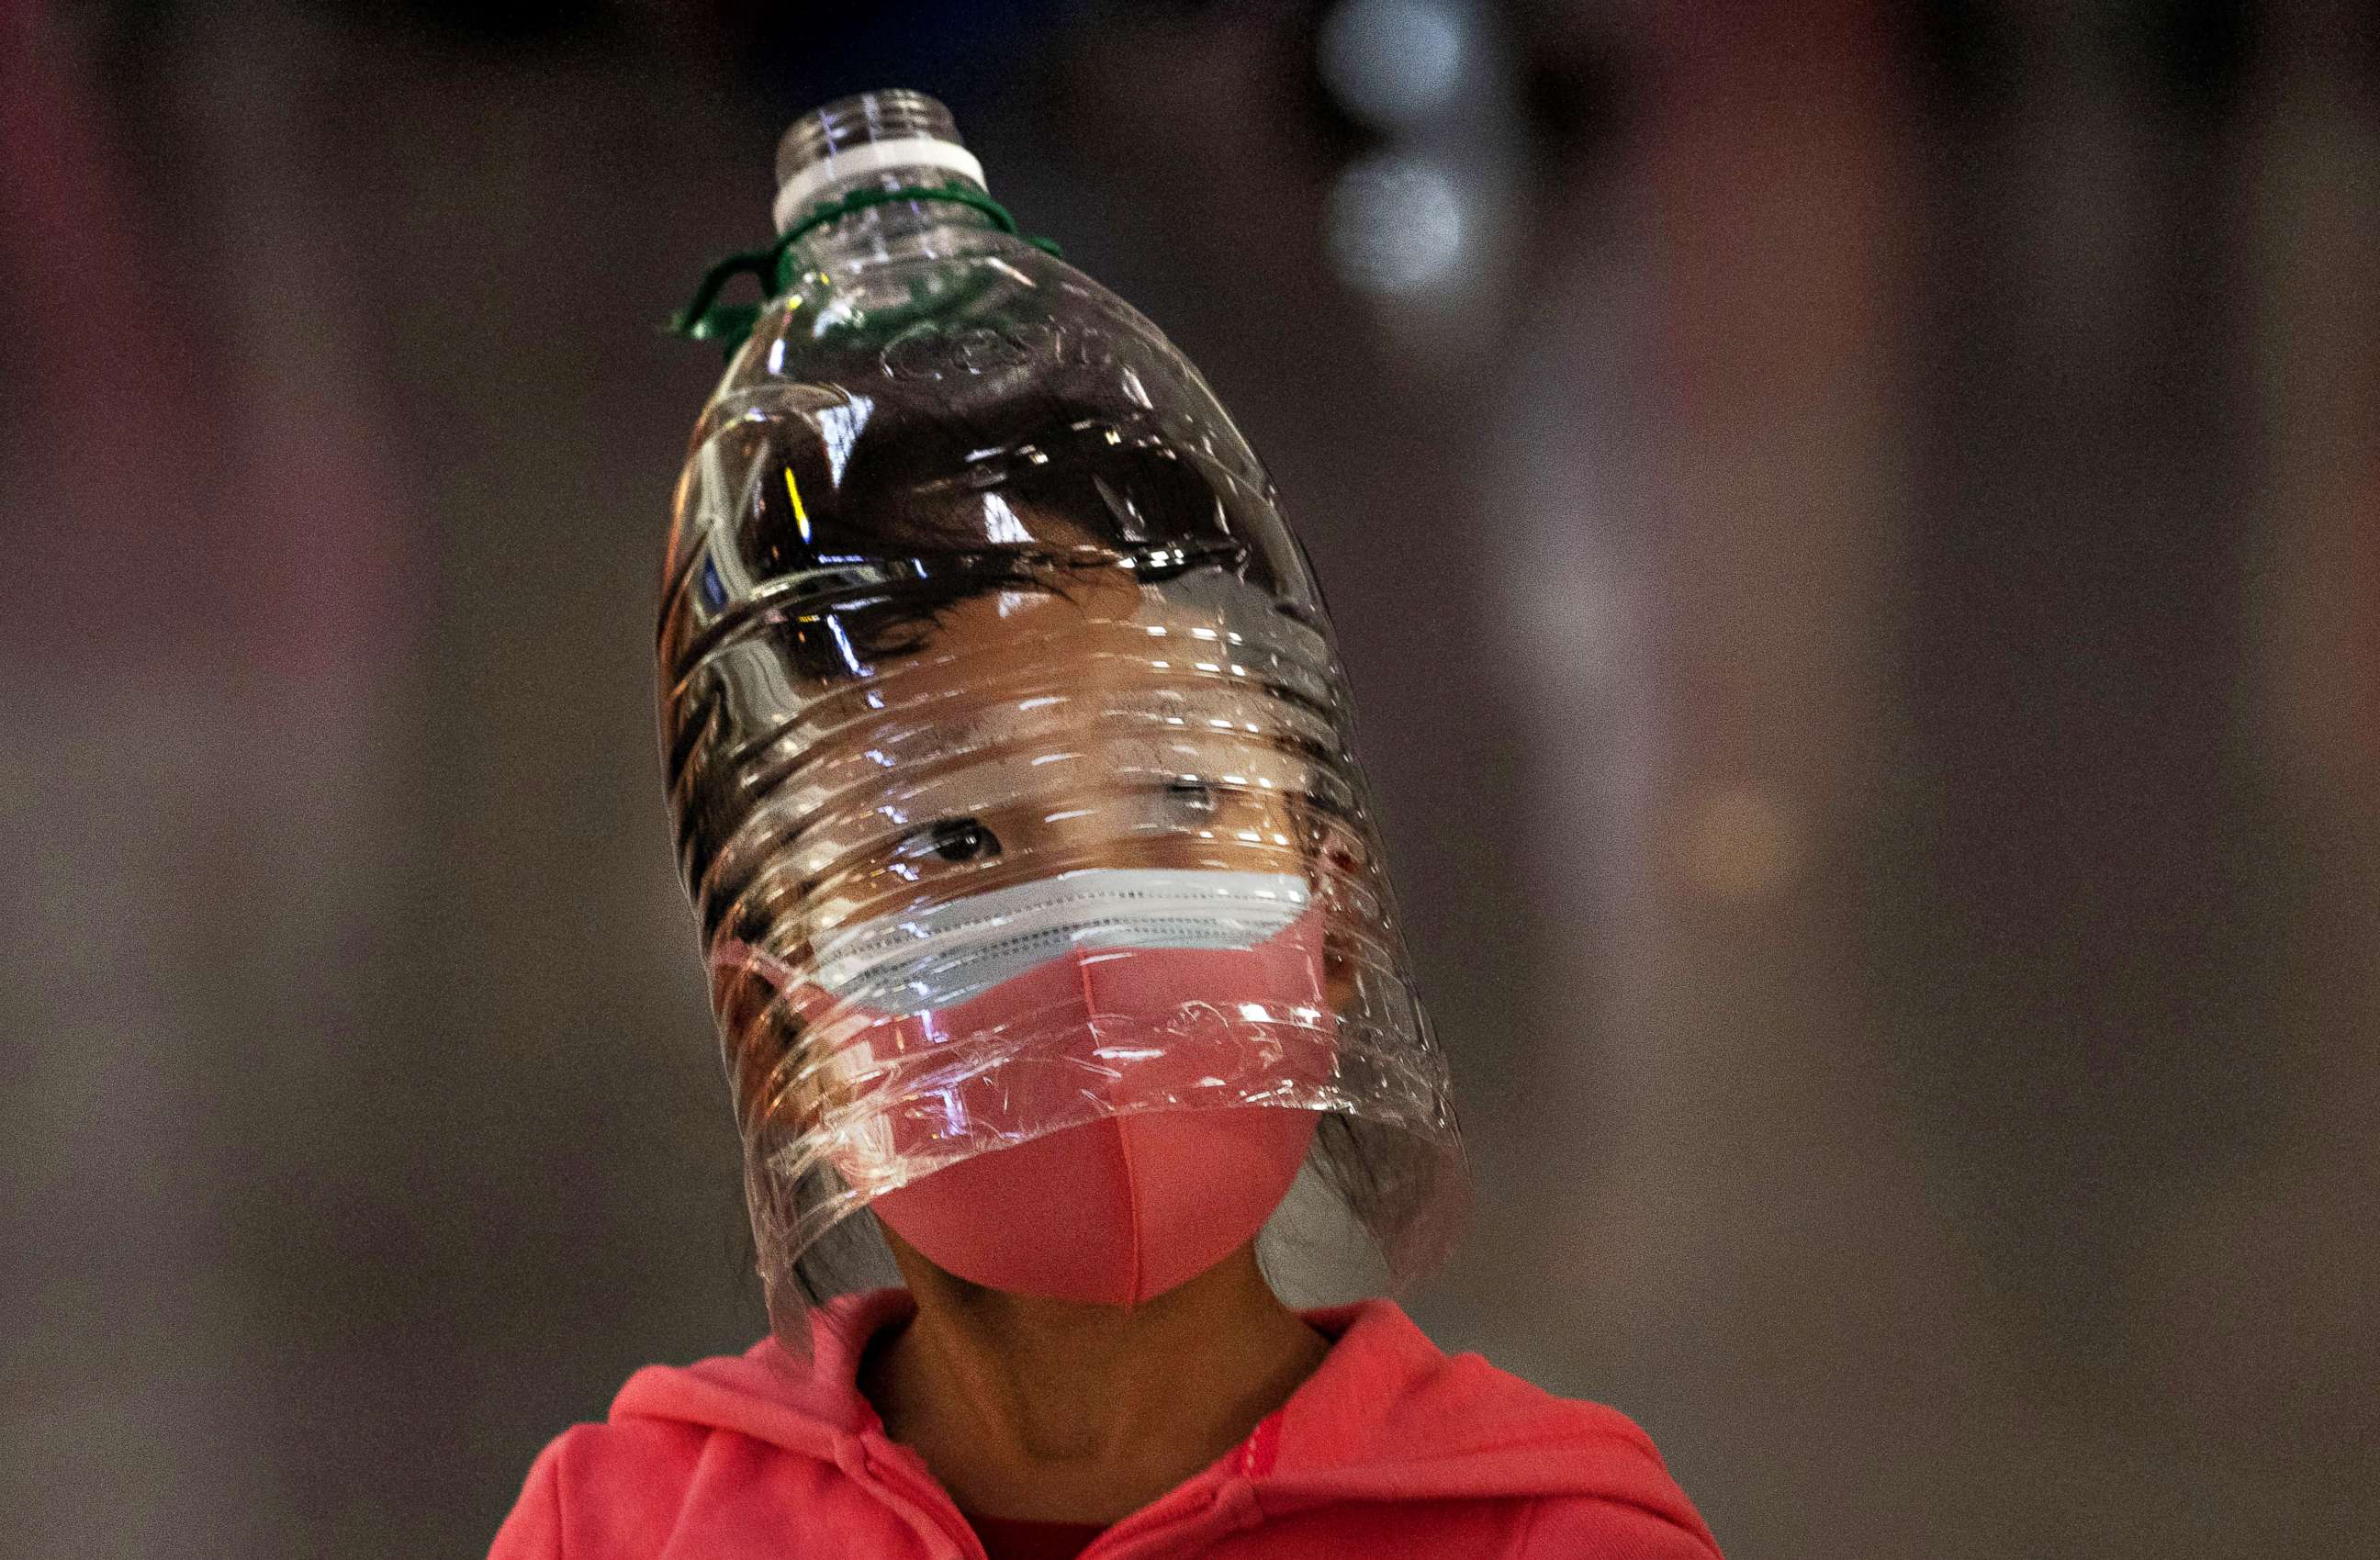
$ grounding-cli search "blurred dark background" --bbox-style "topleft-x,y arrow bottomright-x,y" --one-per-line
5,1 -> 2376,1555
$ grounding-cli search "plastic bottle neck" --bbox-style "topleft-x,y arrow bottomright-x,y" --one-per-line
776,167 -> 1005,280
770,91 -> 997,280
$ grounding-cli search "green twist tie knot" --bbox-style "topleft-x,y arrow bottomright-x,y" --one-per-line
666,183 -> 1065,359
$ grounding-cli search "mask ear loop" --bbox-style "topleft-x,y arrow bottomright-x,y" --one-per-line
665,182 -> 1066,359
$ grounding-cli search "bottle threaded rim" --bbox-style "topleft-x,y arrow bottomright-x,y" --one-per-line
776,90 -> 965,186
771,90 -> 985,235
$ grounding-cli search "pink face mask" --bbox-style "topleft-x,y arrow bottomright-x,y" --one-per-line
725,869 -> 1335,1307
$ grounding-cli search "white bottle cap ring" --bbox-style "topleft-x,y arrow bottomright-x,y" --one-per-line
772,136 -> 989,236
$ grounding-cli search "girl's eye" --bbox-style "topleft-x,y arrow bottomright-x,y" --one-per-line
926,818 -> 1002,863
1165,777 -> 1220,819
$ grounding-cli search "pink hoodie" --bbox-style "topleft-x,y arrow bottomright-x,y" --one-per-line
489,1288 -> 1723,1559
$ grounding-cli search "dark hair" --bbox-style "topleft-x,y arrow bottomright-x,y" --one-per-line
742,392 -> 1297,682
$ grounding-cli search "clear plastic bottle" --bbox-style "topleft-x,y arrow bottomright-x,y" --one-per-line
658,90 -> 1461,1316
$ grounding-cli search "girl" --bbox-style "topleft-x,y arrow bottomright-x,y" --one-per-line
492,90 -> 1722,1560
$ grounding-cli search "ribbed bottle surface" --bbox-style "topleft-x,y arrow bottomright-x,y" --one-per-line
659,130 -> 1459,1295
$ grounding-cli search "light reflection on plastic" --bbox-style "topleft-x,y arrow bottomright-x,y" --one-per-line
825,613 -> 859,673
784,466 -> 812,543
982,492 -> 1034,543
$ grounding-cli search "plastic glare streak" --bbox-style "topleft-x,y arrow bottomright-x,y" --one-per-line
658,89 -> 1462,1311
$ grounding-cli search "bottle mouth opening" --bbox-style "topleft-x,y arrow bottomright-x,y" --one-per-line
773,89 -> 985,235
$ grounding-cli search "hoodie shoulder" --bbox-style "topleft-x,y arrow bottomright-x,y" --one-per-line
1420,1347 -> 1669,1456
1289,1305 -> 1666,1484
1269,1304 -> 1719,1552
488,1418 -> 710,1560
609,1337 -> 869,1452
1416,1352 -> 1721,1555
1519,1493 -> 1725,1559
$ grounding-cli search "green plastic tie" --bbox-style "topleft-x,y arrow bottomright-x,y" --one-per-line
666,183 -> 1065,359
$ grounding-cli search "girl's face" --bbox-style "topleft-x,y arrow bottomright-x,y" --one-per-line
803,572 -> 1315,935
717,564 -> 1367,1137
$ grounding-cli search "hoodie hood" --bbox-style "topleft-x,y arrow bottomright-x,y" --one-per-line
605,1287 -> 1714,1558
